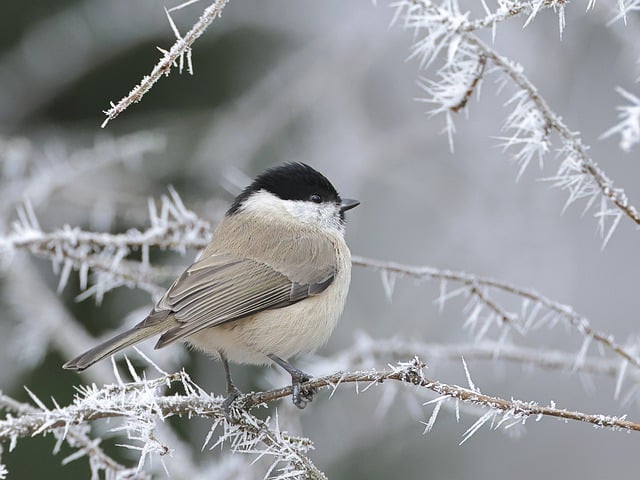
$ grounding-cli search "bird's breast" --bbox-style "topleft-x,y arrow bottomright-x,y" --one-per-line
187,240 -> 351,365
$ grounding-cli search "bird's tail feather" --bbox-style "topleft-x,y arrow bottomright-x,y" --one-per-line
63,320 -> 172,371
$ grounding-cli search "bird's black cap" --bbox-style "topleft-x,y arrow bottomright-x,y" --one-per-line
227,163 -> 342,216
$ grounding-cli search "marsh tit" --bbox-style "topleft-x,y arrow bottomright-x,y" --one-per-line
64,162 -> 359,409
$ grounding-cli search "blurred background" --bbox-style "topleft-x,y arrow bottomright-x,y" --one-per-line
1,0 -> 640,478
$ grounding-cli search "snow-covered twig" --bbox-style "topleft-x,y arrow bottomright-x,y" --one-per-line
353,255 -> 640,371
5,192 -> 211,258
101,0 -> 230,126
470,33 -> 640,233
11,361 -> 640,443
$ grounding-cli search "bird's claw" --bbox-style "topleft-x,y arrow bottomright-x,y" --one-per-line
291,373 -> 316,409
222,384 -> 242,420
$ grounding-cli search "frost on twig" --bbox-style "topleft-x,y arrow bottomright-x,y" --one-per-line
0,390 -> 146,480
102,0 -> 230,126
3,358 -> 638,478
5,171 -> 632,399
0,367 -> 323,479
602,87 -> 640,152
0,187 -> 211,302
6,179 -> 633,394
0,132 -> 165,224
353,255 -> 640,382
320,333 -> 640,404
394,0 -> 640,242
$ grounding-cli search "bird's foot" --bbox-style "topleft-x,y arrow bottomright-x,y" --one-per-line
290,369 -> 317,409
267,354 -> 317,409
222,383 -> 242,420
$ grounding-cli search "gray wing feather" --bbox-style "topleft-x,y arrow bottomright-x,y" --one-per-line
152,251 -> 335,348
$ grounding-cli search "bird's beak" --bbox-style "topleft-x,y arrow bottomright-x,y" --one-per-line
339,198 -> 360,213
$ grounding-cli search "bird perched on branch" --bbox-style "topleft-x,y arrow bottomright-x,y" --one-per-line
64,162 -> 359,410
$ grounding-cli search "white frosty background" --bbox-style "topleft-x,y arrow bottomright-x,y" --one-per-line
1,0 -> 640,478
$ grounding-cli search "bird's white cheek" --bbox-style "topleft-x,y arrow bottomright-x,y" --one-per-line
281,201 -> 342,233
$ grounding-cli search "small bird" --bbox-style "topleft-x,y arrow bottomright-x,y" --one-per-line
64,163 -> 359,409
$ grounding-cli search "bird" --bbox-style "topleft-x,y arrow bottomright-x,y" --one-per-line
64,162 -> 359,410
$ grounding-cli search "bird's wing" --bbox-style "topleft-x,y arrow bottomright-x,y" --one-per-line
149,237 -> 336,348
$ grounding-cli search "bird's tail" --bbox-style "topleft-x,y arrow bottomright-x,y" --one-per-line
63,319 -> 172,371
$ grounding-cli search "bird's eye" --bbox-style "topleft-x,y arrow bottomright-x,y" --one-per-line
310,194 -> 322,203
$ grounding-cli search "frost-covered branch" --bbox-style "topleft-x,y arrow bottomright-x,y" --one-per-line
321,334 -> 640,403
101,0 -> 230,126
1,188 -> 212,300
0,391 -> 146,479
323,334 -> 636,381
397,0 -> 640,242
250,358 -> 640,435
602,87 -> 640,152
0,369 -> 322,479
8,188 -> 633,380
3,358 -> 639,480
469,33 -> 640,236
0,132 -> 165,223
353,255 -> 640,372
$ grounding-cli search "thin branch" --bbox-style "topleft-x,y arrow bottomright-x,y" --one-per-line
4,361 -> 638,454
1,188 -> 213,300
0,371 -> 322,479
5,204 -> 211,253
466,33 -> 640,226
248,360 -> 640,433
449,54 -> 486,113
0,392 -> 145,479
401,0 -> 640,234
324,335 -> 635,381
101,0 -> 230,126
464,0 -> 559,32
0,132 -> 165,222
353,255 -> 640,370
